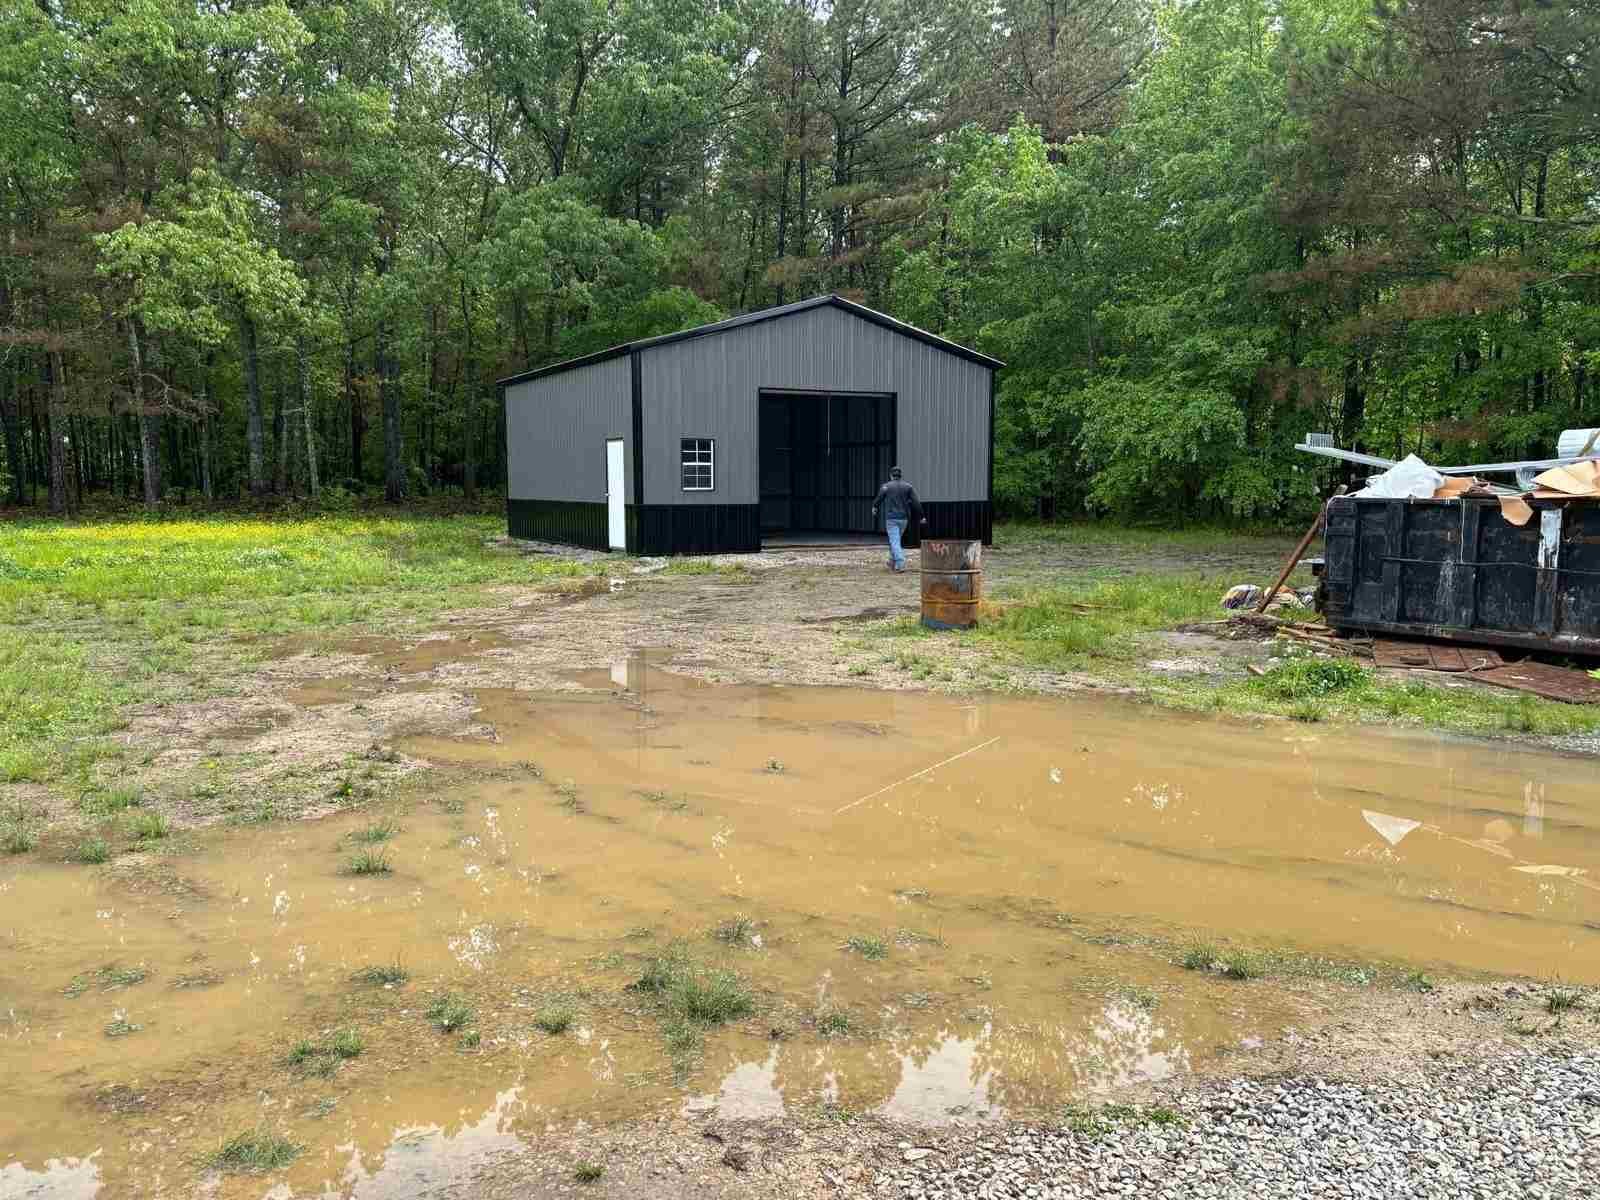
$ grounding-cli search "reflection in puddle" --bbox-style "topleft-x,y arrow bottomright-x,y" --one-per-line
4,666 -> 1599,1197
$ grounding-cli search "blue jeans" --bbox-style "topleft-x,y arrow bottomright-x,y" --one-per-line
886,519 -> 907,570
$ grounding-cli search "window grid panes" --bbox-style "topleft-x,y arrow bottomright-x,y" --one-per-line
681,438 -> 714,491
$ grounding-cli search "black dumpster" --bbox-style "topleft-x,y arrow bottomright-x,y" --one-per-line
1321,495 -> 1600,657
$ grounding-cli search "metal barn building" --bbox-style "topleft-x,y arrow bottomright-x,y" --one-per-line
498,295 -> 1001,556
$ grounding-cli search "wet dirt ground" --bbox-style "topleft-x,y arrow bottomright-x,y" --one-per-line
3,657 -> 1597,1198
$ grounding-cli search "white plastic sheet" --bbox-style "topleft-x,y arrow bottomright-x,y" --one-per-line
1351,453 -> 1443,499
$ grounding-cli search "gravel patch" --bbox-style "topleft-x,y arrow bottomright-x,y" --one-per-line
883,1053 -> 1599,1200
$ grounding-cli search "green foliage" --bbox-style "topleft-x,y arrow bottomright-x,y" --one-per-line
426,995 -> 474,1033
209,1129 -> 301,1173
1252,657 -> 1369,700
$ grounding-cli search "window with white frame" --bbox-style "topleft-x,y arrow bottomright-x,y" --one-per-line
681,438 -> 715,491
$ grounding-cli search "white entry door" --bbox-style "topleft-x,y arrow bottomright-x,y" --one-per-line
605,439 -> 626,550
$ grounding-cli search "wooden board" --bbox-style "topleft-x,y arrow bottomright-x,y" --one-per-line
1373,640 -> 1504,672
1475,661 -> 1600,704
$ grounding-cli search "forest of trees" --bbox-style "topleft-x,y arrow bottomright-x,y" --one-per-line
1,0 -> 1596,521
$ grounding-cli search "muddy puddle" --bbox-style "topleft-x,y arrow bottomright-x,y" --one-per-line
4,662 -> 1598,1197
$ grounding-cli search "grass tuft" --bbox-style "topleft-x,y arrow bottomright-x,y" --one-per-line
842,935 -> 888,961
348,819 -> 399,844
104,1017 -> 142,1037
1546,984 -> 1582,1015
573,1162 -> 605,1183
344,848 -> 392,875
460,1029 -> 481,1048
534,1004 -> 576,1035
815,1009 -> 852,1037
209,1128 -> 301,1173
73,837 -> 110,864
3,823 -> 38,853
1180,941 -> 1219,971
124,809 -> 171,841
712,915 -> 757,946
427,995 -> 474,1032
1219,949 -> 1263,980
353,959 -> 409,986
80,785 -> 142,818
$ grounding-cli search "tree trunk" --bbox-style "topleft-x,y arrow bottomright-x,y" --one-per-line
273,358 -> 289,493
126,320 -> 160,507
377,242 -> 405,501
45,349 -> 68,514
198,357 -> 215,501
345,337 -> 362,483
298,337 -> 319,499
459,280 -> 479,502
1,365 -> 23,506
380,330 -> 403,501
240,310 -> 267,494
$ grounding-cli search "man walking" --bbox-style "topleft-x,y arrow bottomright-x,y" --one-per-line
872,466 -> 926,573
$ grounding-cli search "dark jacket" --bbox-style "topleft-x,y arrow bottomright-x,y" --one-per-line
873,479 -> 923,525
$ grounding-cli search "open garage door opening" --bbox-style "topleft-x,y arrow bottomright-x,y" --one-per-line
759,390 -> 895,545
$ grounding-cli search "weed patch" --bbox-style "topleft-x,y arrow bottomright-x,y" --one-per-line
534,1004 -> 576,1034
209,1128 -> 300,1173
124,809 -> 171,841
427,995 -> 474,1032
348,820 -> 399,844
353,960 -> 408,986
573,1162 -> 605,1183
712,915 -> 757,946
73,837 -> 110,864
344,848 -> 392,876
842,935 -> 888,961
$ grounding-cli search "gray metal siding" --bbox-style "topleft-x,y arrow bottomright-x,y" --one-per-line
505,356 -> 631,502
638,305 -> 990,506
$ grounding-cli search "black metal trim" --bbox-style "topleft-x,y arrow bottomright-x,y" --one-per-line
506,498 -> 609,550
904,501 -> 992,549
630,504 -> 762,555
987,372 -> 996,535
497,295 -> 1005,388
630,351 -> 644,507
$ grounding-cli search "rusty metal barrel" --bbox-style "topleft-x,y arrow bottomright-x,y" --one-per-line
920,539 -> 982,630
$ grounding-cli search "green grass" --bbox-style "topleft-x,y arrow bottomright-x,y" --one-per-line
348,819 -> 399,844
2,822 -> 38,853
104,1017 -> 142,1037
573,1162 -> 605,1183
329,1027 -> 365,1058
712,915 -> 757,946
1063,1101 -> 1189,1137
0,514 -> 605,793
81,785 -> 142,817
842,935 -> 888,961
353,960 -> 409,986
427,995 -> 474,1032
815,1009 -> 852,1037
1219,949 -> 1263,980
1546,984 -> 1583,1015
209,1128 -> 301,1173
96,964 -> 148,990
73,837 -> 110,864
344,848 -> 392,875
534,1003 -> 576,1034
124,809 -> 171,841
629,945 -> 754,1058
1180,941 -> 1219,971
659,558 -> 753,580
460,1028 -> 481,1048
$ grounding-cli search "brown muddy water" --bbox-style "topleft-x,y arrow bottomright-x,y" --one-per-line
3,659 -> 1598,1198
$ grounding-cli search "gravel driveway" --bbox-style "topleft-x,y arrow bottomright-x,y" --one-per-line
885,1053 -> 1598,1200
